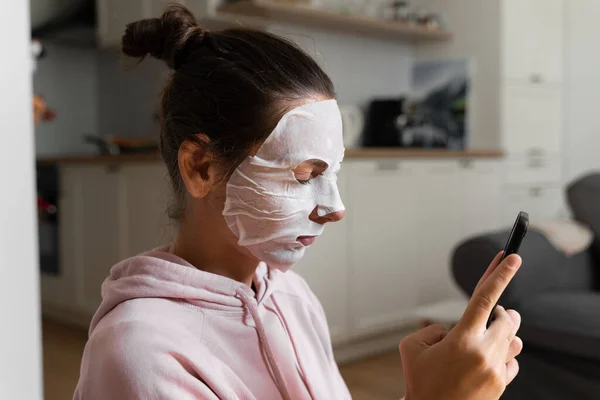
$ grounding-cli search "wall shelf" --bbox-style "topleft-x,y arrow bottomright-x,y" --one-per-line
216,1 -> 452,42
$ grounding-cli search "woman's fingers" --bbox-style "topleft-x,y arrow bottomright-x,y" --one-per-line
506,336 -> 523,363
458,254 -> 522,333
399,324 -> 447,360
486,306 -> 514,342
473,251 -> 504,293
506,358 -> 520,385
506,309 -> 521,341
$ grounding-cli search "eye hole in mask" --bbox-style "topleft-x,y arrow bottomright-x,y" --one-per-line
293,159 -> 329,185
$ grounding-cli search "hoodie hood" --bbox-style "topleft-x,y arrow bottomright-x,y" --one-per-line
89,248 -> 281,334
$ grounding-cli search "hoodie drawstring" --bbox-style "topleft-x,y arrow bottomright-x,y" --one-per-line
236,288 -> 292,400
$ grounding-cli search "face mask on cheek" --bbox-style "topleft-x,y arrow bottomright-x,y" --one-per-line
222,99 -> 345,271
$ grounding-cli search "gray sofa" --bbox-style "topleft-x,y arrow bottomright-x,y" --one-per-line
452,174 -> 600,400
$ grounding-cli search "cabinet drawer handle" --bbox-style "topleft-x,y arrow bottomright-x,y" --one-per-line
528,147 -> 544,157
529,187 -> 543,197
106,164 -> 121,173
377,160 -> 400,171
458,159 -> 474,169
530,73 -> 543,84
528,159 -> 545,168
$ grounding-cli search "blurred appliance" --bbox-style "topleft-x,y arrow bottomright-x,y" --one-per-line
339,105 -> 364,148
37,164 -> 60,276
362,98 -> 406,147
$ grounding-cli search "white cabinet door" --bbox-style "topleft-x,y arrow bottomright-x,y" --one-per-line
416,161 -> 465,306
294,168 -> 349,344
460,160 -> 503,238
119,163 -> 173,258
502,0 -> 564,84
59,165 -> 122,315
501,184 -> 564,225
347,160 -> 419,336
502,85 -> 562,155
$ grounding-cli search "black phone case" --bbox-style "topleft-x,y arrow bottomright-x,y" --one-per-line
486,211 -> 529,328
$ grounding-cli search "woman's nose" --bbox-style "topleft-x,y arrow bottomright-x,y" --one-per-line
309,207 -> 345,224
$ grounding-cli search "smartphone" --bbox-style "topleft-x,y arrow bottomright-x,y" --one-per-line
486,211 -> 529,328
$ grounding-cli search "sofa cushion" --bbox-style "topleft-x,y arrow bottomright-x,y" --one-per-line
517,292 -> 600,360
567,173 -> 600,234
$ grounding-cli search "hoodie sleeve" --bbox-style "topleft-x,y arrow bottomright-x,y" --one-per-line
74,321 -> 219,400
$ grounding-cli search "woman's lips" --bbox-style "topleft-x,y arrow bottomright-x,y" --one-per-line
297,236 -> 317,247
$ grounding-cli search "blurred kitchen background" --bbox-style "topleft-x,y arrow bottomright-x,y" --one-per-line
33,1 -> 600,399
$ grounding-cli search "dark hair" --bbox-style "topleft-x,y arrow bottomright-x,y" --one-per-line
121,4 -> 335,219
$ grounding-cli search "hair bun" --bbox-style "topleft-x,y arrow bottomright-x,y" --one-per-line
122,4 -> 200,69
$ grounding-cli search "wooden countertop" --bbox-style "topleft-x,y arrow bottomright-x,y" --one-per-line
37,149 -> 504,165
344,148 -> 504,159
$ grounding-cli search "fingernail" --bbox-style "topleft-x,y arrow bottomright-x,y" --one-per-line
507,255 -> 520,269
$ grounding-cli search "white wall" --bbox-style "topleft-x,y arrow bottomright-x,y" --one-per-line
33,44 -> 164,156
34,42 -> 98,156
415,0 -> 501,150
272,25 -> 414,107
0,1 -> 43,399
564,0 -> 600,183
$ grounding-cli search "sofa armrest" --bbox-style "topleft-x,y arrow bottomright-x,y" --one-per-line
452,230 -> 596,308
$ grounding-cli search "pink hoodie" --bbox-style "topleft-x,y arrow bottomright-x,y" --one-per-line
73,249 -> 351,400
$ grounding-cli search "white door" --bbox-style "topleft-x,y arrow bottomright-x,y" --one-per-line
347,160 -> 419,336
119,163 -> 173,258
502,85 -> 562,155
460,160 -> 503,238
294,168 -> 349,344
502,0 -> 564,84
416,161 -> 465,306
1,1 -> 42,397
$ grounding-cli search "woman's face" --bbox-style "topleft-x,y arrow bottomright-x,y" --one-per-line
222,99 -> 345,271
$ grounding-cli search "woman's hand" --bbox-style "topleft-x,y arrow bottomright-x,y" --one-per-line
400,252 -> 523,400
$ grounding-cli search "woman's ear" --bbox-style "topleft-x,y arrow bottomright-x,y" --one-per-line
178,135 -> 219,199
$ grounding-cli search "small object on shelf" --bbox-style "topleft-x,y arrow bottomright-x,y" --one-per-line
387,0 -> 410,22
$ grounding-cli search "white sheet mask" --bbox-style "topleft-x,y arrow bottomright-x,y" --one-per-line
223,99 -> 345,271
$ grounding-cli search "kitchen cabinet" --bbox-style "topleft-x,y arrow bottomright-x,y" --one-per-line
42,156 -> 506,345
294,169 -> 349,344
502,85 -> 562,156
502,0 -> 564,85
96,0 -> 219,47
40,164 -> 122,317
460,160 -> 503,238
347,160 -> 420,336
501,184 -> 564,224
416,161 -> 465,306
41,162 -> 173,322
97,0 -> 146,48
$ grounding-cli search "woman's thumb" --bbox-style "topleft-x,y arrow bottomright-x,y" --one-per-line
399,324 -> 447,359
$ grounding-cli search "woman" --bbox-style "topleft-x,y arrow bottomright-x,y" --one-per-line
74,5 -> 522,400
